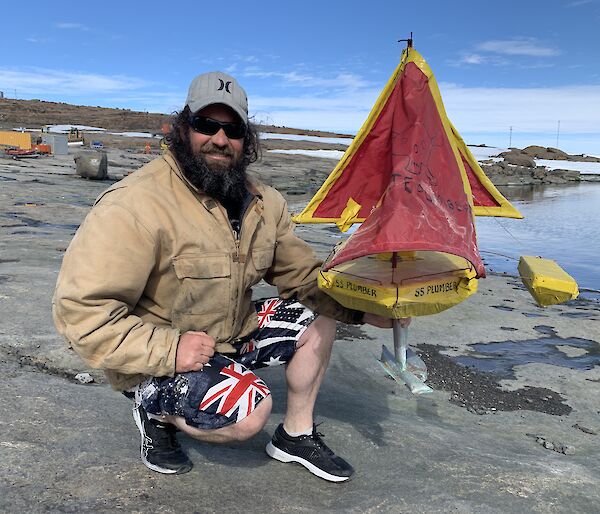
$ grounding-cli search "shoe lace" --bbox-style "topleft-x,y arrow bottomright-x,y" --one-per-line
152,422 -> 180,451
311,423 -> 335,456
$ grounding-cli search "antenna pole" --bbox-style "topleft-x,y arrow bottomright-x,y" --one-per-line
556,120 -> 560,148
398,32 -> 414,50
509,126 -> 513,148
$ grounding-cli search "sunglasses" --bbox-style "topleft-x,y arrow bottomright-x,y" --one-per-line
188,115 -> 247,139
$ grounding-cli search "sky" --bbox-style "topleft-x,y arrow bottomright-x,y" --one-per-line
1,0 -> 599,154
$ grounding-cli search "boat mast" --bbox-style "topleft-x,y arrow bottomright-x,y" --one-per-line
398,32 -> 413,53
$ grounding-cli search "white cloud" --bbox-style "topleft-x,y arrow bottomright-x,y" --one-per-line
440,83 -> 600,134
26,37 -> 52,44
476,38 -> 560,57
103,92 -> 184,114
232,54 -> 258,63
452,54 -> 514,68
0,67 -> 148,96
55,22 -> 90,31
247,82 -> 600,153
458,54 -> 486,65
243,68 -> 370,89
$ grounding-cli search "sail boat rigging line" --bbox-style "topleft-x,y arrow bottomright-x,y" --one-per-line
491,215 -> 526,249
331,265 -> 475,287
319,268 -> 384,286
480,250 -> 520,262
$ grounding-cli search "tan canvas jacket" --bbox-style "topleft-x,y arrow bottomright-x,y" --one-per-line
52,152 -> 362,390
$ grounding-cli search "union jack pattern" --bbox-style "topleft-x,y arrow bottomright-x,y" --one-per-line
257,299 -> 282,327
239,339 -> 256,354
199,362 -> 270,422
135,297 -> 317,430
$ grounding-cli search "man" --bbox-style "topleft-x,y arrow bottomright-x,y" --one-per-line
53,71 -> 392,482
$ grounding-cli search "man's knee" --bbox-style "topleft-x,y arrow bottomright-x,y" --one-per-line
229,394 -> 272,441
166,394 -> 272,443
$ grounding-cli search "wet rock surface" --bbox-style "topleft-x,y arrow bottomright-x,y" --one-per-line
417,343 -> 572,416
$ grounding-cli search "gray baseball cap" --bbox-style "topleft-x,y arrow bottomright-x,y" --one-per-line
185,71 -> 248,124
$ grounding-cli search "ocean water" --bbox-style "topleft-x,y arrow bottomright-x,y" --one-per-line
476,182 -> 600,297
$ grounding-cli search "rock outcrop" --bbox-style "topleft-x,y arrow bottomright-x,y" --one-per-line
514,145 -> 600,163
481,159 -> 580,185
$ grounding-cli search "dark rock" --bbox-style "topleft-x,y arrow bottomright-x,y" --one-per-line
521,145 -> 548,158
547,147 -> 569,159
74,152 -> 108,180
546,169 -> 580,183
572,423 -> 598,435
570,154 -> 600,163
504,152 -> 537,168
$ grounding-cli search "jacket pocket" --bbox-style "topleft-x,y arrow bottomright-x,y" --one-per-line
247,246 -> 274,287
171,253 -> 231,317
251,246 -> 274,270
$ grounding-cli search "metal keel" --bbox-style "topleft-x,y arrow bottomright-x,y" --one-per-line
379,321 -> 433,394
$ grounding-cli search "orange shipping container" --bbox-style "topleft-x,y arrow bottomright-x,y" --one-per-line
0,131 -> 32,150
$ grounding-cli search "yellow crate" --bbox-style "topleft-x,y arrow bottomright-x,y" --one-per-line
518,256 -> 579,307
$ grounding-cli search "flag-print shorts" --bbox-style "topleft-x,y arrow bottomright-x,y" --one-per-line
132,298 -> 317,430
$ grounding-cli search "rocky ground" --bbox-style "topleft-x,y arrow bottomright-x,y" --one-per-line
0,143 -> 599,513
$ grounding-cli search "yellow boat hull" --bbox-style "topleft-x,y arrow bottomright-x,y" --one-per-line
318,251 -> 478,318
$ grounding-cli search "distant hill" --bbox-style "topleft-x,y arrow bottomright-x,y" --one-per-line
0,98 -> 170,133
0,98 -> 351,138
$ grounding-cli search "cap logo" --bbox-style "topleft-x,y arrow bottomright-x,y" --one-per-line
218,79 -> 232,93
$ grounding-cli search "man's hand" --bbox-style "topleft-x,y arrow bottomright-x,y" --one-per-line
175,331 -> 216,372
362,312 -> 411,329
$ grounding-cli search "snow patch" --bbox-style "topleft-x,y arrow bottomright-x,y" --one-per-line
260,133 -> 352,145
109,131 -> 158,138
534,159 -> 600,175
45,124 -> 106,133
268,149 -> 345,159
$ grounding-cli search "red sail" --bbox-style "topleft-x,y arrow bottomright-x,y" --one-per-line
324,61 -> 485,277
293,49 -> 521,225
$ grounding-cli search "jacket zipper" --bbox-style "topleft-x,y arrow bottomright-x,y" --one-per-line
225,197 -> 258,334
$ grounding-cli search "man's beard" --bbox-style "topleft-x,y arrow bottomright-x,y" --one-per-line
172,135 -> 247,207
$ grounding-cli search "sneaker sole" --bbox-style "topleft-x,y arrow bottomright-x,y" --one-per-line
265,442 -> 351,482
132,407 -> 188,475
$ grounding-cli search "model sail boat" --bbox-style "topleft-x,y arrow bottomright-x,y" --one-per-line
292,39 -> 529,393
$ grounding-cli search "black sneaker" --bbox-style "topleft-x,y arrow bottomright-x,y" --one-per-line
266,424 -> 354,482
132,403 -> 193,474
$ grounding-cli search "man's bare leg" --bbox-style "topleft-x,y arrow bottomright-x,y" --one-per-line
162,394 -> 272,443
161,316 -> 335,443
283,315 -> 336,433
264,315 -> 354,482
